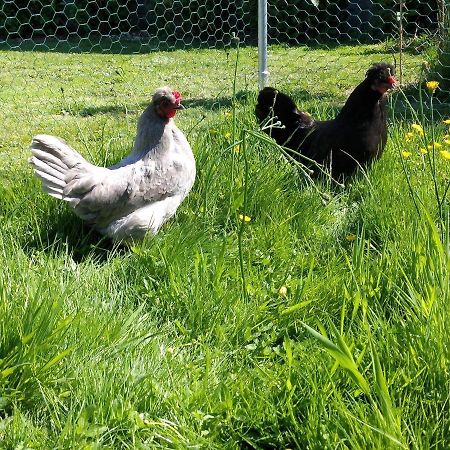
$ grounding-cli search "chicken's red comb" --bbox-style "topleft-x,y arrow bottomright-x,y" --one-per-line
172,90 -> 182,101
387,75 -> 397,86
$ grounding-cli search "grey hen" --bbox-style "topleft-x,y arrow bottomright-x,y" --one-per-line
29,87 -> 196,242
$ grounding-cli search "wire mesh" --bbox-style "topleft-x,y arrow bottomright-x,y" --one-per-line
0,1 -> 252,52
0,2 -> 448,90
264,1 -> 449,110
0,1 -> 256,174
0,1 -> 448,127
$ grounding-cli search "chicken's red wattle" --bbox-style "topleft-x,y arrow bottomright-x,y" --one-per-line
168,90 -> 182,117
387,75 -> 397,86
166,110 -> 177,119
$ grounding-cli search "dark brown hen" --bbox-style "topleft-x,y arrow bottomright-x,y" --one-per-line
255,62 -> 396,179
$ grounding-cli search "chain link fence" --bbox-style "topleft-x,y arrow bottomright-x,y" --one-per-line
267,1 -> 439,45
0,1 -> 448,99
0,1 -> 252,51
263,1 -> 449,107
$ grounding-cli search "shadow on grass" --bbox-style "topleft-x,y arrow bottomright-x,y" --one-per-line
0,36 -> 251,55
77,104 -> 129,117
68,90 -> 253,118
182,90 -> 252,110
1,35 -> 410,56
24,208 -> 127,263
73,86 -> 449,124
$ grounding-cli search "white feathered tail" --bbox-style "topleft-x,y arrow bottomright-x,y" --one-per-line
29,134 -> 93,207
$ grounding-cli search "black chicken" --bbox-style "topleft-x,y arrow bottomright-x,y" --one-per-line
255,63 -> 397,179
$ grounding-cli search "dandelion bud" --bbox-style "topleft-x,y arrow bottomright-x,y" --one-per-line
278,286 -> 288,297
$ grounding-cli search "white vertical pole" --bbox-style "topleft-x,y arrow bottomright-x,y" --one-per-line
258,0 -> 268,90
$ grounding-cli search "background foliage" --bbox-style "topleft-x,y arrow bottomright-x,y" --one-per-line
0,0 -> 441,44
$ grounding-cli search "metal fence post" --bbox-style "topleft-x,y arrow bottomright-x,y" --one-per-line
258,0 -> 269,90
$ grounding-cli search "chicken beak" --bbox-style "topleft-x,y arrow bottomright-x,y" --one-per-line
174,103 -> 185,110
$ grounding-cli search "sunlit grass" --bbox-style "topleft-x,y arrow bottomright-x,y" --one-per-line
1,44 -> 449,448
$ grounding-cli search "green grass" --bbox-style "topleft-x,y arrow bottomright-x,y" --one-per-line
1,43 -> 450,449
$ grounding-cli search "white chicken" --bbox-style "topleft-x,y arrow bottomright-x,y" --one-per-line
29,87 -> 196,242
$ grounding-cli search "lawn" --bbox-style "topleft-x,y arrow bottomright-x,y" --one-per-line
1,43 -> 450,449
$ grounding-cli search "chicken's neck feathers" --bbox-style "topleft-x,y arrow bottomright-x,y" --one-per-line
337,79 -> 385,120
110,106 -> 176,169
133,105 -> 170,155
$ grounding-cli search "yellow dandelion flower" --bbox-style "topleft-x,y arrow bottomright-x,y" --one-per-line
223,111 -> 232,118
239,214 -> 251,222
427,142 -> 443,150
234,144 -> 240,153
443,119 -> 450,125
440,150 -> 450,160
278,286 -> 288,297
345,234 -> 357,241
401,151 -> 412,158
224,132 -> 232,139
444,134 -> 450,139
444,140 -> 450,146
411,123 -> 424,135
426,81 -> 439,93
405,132 -> 414,142
419,147 -> 428,154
